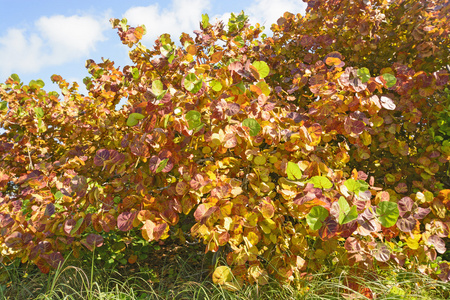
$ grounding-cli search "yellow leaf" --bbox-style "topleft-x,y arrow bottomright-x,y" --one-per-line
212,266 -> 233,285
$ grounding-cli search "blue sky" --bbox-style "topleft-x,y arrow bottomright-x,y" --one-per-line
0,0 -> 306,94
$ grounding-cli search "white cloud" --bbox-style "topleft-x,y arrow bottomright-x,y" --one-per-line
123,0 -> 211,44
246,0 -> 307,29
0,14 -> 108,80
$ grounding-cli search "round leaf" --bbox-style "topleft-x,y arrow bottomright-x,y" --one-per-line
308,176 -> 333,189
357,67 -> 371,83
287,162 -> 302,180
152,80 -> 164,96
306,206 -> 329,231
376,201 -> 399,228
212,266 -> 233,285
127,113 -> 145,126
382,73 -> 397,88
242,118 -> 261,136
185,110 -> 202,129
252,61 -> 270,78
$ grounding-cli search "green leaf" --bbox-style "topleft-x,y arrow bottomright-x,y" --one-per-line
286,162 -> 302,180
210,80 -> 222,92
0,101 -> 7,111
131,67 -> 139,80
202,14 -> 210,28
156,158 -> 168,173
36,79 -> 45,88
382,73 -> 397,88
357,67 -> 371,83
54,191 -> 63,200
184,73 -> 202,93
306,206 -> 329,231
161,44 -> 173,57
308,176 -> 333,189
376,201 -> 399,228
242,118 -> 261,136
70,217 -> 84,235
152,80 -> 164,96
186,110 -> 202,130
344,179 -> 369,194
338,196 -> 358,225
252,61 -> 270,78
10,74 -> 20,83
35,107 -> 44,118
126,113 -> 145,126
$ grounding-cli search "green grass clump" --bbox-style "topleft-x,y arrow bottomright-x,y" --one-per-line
2,243 -> 450,300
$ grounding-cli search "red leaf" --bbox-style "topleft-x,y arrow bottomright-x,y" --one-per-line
117,211 -> 137,231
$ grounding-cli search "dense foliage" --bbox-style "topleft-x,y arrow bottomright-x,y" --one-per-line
1,0 -> 449,294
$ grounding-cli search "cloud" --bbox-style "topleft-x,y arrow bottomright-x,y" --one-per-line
246,0 -> 307,28
123,0 -> 211,44
0,14 -> 108,80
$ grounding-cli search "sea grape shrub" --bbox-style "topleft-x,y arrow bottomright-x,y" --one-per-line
0,0 -> 449,290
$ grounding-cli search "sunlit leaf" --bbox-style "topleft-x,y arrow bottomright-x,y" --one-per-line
126,113 -> 145,126
252,61 -> 270,78
152,80 -> 164,96
186,110 -> 202,130
308,176 -> 333,189
382,73 -> 397,88
357,67 -> 371,83
306,206 -> 329,230
376,202 -> 399,228
242,118 -> 261,136
286,162 -> 302,180
338,196 -> 358,225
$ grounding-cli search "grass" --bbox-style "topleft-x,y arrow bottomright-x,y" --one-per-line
2,241 -> 450,300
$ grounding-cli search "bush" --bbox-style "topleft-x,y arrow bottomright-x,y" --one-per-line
0,0 -> 449,292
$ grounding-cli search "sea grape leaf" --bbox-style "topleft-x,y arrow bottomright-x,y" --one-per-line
308,176 -> 333,189
338,196 -> 358,225
428,235 -> 446,254
41,252 -> 64,269
325,57 -> 342,66
396,216 -> 416,232
155,158 -> 169,173
152,80 -> 164,96
373,243 -> 390,262
184,73 -> 202,93
252,61 -> 270,78
256,81 -> 270,96
382,73 -> 397,88
202,14 -> 210,28
376,201 -> 399,228
344,179 -> 369,194
132,67 -> 139,80
70,217 -> 84,235
44,203 -> 55,217
0,101 -> 7,111
319,217 -> 338,240
117,211 -> 137,231
357,67 -> 371,83
210,80 -> 222,91
127,113 -> 145,126
94,149 -> 110,167
10,73 -> 20,82
242,118 -> 261,136
306,206 -> 329,231
35,107 -> 44,118
142,220 -> 167,241
212,266 -> 233,285
186,110 -> 202,129
286,162 -> 302,180
380,96 -> 396,110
